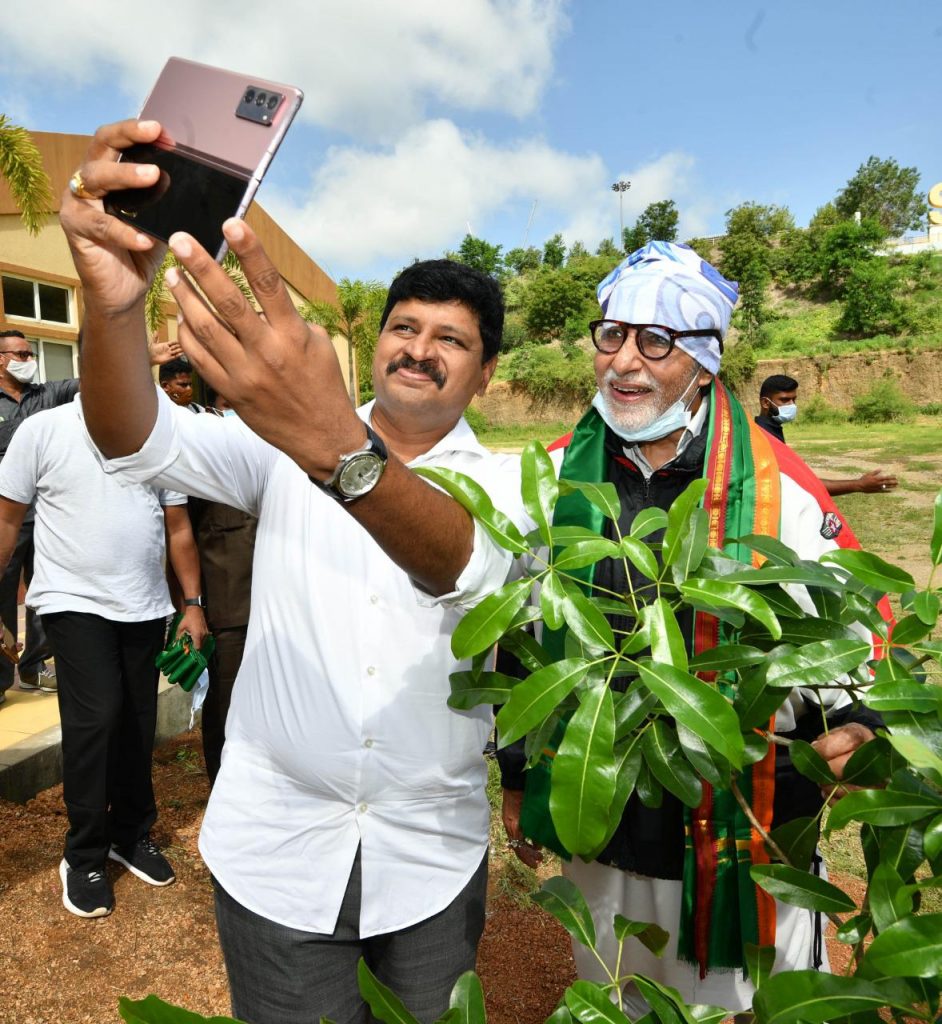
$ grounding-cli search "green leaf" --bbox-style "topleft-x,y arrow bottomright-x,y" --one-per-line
554,538 -> 623,570
924,813 -> 942,861
750,863 -> 856,914
839,736 -> 896,787
788,739 -> 837,786
447,971 -> 486,1024
532,876 -> 596,949
613,915 -> 670,956
613,686 -> 658,739
835,912 -> 872,945
931,490 -> 942,565
661,480 -> 708,570
635,756 -> 663,808
557,477 -> 621,522
630,506 -> 669,539
619,535 -> 661,581
881,731 -> 942,783
890,613 -> 933,646
584,739 -> 644,861
825,788 -> 942,833
676,722 -> 730,789
638,662 -> 744,768
867,862 -> 911,934
864,914 -> 942,978
765,638 -> 872,689
742,731 -> 771,765
669,506 -> 709,584
768,817 -> 819,872
357,958 -> 422,1024
560,583 -> 616,654
521,441 -> 559,546
912,590 -> 940,626
563,981 -> 632,1024
718,564 -> 842,590
540,571 -> 567,632
643,721 -> 703,807
744,943 -> 776,989
448,671 -> 516,710
734,668 -> 787,731
751,970 -> 920,1024
544,1007 -> 574,1024
643,598 -> 688,673
863,681 -> 942,714
734,533 -> 800,566
451,577 -> 532,659
550,525 -> 611,546
688,644 -> 765,673
498,629 -> 552,673
551,683 -> 617,855
495,658 -> 589,748
679,578 -> 781,638
414,466 -> 528,554
118,995 -> 241,1024
821,549 -> 915,594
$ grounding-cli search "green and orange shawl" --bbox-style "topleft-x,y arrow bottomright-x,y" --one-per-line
519,380 -> 780,977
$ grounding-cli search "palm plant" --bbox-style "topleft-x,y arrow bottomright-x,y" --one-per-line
0,115 -> 54,236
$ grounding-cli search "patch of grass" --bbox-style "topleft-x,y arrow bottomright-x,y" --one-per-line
478,422 -> 571,449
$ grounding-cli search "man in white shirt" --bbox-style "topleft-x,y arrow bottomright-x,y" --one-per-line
0,398 -> 207,919
60,119 -> 521,1024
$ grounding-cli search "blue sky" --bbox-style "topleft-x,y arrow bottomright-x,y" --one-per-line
3,1 -> 938,285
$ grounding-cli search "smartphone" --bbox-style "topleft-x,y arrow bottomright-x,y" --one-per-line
104,57 -> 303,261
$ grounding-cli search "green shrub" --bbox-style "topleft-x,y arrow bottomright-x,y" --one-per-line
719,338 -> 757,392
463,405 -> 489,434
504,343 -> 596,404
918,401 -> 942,416
850,378 -> 914,423
800,394 -> 847,424
836,259 -> 906,337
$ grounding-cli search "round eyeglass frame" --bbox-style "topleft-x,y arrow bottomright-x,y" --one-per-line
588,319 -> 723,359
0,349 -> 36,360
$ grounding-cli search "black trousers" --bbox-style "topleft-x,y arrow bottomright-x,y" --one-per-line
202,625 -> 248,786
0,520 -> 51,690
42,611 -> 166,872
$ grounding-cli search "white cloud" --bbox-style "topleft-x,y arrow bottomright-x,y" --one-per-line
263,122 -> 706,278
3,0 -> 566,138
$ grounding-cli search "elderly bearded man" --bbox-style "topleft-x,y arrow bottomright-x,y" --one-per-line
500,243 -> 882,1015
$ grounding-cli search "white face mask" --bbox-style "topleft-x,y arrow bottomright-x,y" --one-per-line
592,368 -> 702,444
6,358 -> 38,384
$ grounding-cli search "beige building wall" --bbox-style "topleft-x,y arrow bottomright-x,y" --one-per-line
0,131 -> 347,388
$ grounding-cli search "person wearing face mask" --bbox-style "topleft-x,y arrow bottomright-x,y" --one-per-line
0,329 -> 79,702
756,375 -> 898,497
498,243 -> 888,1016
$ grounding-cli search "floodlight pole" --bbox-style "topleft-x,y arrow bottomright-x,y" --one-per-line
612,180 -> 632,242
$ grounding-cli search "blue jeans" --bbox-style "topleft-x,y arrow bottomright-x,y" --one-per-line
213,846 -> 488,1024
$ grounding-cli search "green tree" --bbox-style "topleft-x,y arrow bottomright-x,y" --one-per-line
453,234 -> 503,277
542,233 -> 566,269
0,115 -> 54,236
622,199 -> 680,253
836,258 -> 905,337
835,155 -> 926,235
503,246 -> 542,276
595,237 -> 622,260
566,240 -> 590,263
300,278 -> 387,404
523,268 -> 588,340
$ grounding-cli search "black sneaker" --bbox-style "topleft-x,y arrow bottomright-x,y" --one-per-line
59,859 -> 114,918
108,835 -> 175,886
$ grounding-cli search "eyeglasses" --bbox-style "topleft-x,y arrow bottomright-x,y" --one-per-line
0,350 -> 36,360
588,320 -> 723,359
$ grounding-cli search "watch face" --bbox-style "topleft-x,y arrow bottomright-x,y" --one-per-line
338,453 -> 385,498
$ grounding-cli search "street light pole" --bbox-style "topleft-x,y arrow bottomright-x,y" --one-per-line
611,180 -> 631,243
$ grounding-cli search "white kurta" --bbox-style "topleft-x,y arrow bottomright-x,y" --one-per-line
89,391 -> 521,937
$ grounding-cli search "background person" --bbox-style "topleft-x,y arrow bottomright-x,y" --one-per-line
755,374 -> 898,496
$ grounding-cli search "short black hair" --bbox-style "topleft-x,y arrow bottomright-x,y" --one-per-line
0,329 -> 26,342
159,357 -> 192,383
380,259 -> 504,363
760,374 -> 799,398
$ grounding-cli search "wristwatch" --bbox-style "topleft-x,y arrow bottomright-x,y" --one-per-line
183,596 -> 204,608
310,425 -> 388,503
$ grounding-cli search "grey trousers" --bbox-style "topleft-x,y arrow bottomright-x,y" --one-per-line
213,847 -> 488,1024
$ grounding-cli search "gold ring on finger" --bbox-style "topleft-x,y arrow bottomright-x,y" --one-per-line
68,169 -> 97,200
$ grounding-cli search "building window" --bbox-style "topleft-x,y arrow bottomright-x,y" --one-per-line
1,275 -> 74,326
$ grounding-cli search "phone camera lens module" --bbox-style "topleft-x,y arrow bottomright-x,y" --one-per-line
267,94 -> 279,110
256,91 -> 267,106
244,89 -> 256,104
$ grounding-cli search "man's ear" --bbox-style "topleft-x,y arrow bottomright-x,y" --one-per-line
697,368 -> 714,390
477,356 -> 498,397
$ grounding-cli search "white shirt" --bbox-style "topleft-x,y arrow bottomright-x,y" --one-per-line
90,390 -> 521,935
0,398 -> 182,620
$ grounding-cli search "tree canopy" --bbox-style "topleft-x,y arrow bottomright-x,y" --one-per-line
622,199 -> 680,253
834,155 -> 925,236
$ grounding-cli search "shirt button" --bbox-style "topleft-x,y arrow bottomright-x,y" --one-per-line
366,666 -> 376,676
364,738 -> 374,748
370,594 -> 379,605
358,802 -> 368,813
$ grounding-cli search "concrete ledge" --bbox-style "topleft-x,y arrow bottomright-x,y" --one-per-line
0,681 -> 195,804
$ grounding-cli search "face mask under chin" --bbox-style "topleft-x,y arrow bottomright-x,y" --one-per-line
593,369 -> 703,444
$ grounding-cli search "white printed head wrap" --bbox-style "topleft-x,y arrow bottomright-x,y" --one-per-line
596,242 -> 739,375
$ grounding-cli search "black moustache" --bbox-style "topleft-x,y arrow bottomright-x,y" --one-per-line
386,355 -> 446,390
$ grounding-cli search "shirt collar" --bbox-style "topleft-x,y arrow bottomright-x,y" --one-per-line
356,400 -> 490,467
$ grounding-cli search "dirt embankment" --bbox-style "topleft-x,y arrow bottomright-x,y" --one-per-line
478,350 -> 942,426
